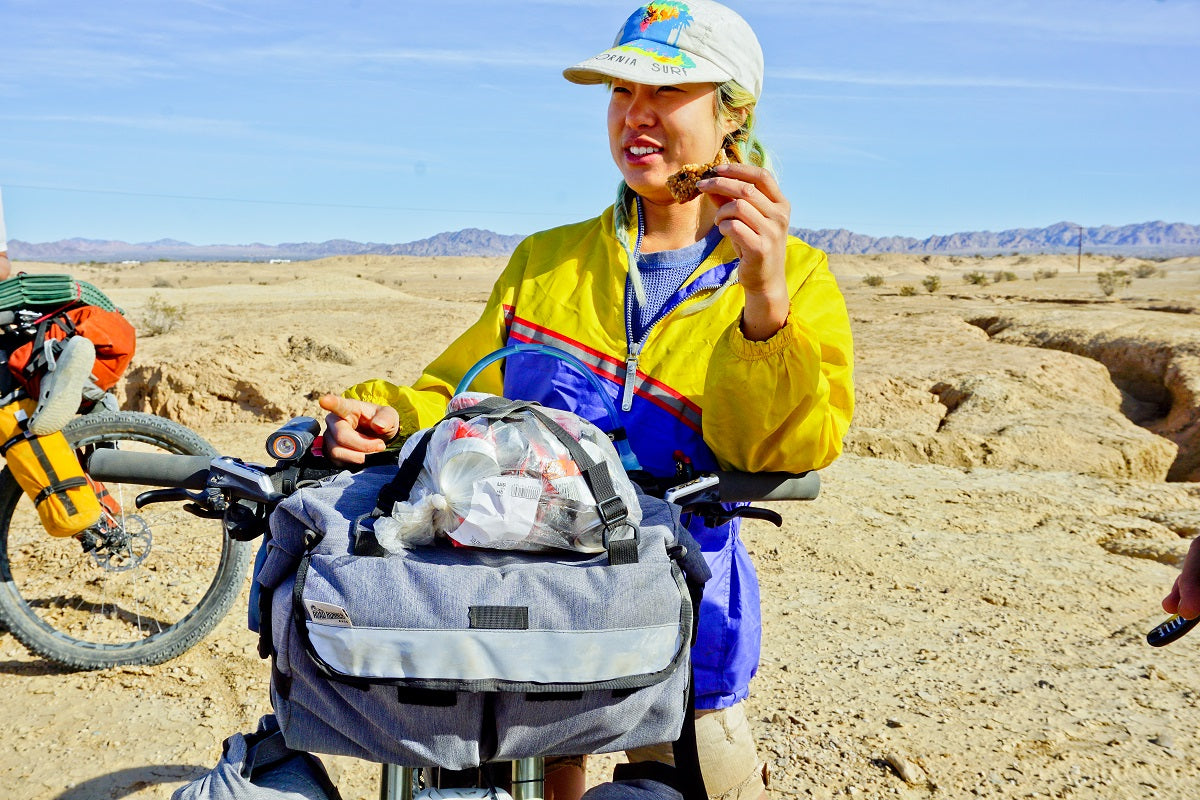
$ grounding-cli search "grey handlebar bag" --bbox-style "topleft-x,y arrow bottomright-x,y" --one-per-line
171,714 -> 342,800
253,397 -> 710,770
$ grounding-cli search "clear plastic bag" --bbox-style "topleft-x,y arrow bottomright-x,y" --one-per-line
374,393 -> 641,554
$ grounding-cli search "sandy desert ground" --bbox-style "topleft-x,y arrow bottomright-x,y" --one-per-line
3,250 -> 1200,799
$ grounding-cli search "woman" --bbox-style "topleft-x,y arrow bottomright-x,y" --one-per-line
322,2 -> 854,797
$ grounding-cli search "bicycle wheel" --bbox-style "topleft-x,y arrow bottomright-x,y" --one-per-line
0,411 -> 252,669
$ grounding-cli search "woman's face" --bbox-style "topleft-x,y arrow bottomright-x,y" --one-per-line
607,80 -> 735,207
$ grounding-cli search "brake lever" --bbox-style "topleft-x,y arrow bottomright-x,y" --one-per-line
1147,614 -> 1200,647
136,487 -> 228,518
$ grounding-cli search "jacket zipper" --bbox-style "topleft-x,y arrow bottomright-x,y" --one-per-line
619,199 -> 732,412
622,279 -> 722,412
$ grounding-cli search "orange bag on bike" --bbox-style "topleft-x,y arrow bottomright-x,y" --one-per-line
0,399 -> 101,537
7,305 -> 137,397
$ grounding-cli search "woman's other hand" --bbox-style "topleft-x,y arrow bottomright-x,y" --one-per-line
319,394 -> 400,464
700,163 -> 791,341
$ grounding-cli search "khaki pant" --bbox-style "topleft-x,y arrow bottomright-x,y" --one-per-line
624,703 -> 768,799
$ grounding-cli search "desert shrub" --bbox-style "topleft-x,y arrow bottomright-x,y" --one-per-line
899,285 -> 917,296
992,271 -> 1018,283
1133,264 -> 1161,279
922,275 -> 942,294
152,276 -> 173,288
286,335 -> 354,365
862,274 -> 885,287
140,293 -> 186,336
962,271 -> 989,286
1097,269 -> 1131,297
1014,255 -> 1032,265
1032,268 -> 1059,281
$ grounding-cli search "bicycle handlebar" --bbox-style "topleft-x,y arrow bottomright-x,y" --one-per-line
715,470 -> 820,502
85,448 -> 820,505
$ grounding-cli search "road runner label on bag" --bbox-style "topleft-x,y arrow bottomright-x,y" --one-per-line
304,601 -> 352,627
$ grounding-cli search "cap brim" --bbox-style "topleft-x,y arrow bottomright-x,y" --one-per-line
563,38 -> 732,88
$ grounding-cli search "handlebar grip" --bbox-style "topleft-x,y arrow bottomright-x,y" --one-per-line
86,449 -> 213,490
718,471 -> 820,503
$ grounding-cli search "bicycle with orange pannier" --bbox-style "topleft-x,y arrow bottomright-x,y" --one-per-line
0,273 -> 251,670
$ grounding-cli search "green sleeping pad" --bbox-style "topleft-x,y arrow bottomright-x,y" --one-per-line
0,273 -> 119,312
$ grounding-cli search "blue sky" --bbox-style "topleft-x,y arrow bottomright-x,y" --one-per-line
1,0 -> 1197,245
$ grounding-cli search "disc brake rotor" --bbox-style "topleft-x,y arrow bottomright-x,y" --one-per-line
84,514 -> 153,572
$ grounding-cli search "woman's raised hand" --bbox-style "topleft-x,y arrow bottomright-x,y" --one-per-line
700,163 -> 791,341
318,394 -> 400,464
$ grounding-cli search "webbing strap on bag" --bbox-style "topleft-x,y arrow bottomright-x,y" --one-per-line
356,396 -> 639,563
20,311 -> 77,381
33,476 -> 88,507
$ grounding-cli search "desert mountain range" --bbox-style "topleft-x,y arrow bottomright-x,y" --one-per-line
10,220 -> 1200,263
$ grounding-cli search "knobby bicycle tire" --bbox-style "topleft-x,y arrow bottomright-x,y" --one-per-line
0,411 -> 251,669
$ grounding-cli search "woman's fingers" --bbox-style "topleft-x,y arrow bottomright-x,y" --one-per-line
322,419 -> 371,465
1164,581 -> 1181,615
699,166 -> 790,231
318,394 -> 399,464
712,195 -> 769,236
318,393 -> 360,421
706,162 -> 787,205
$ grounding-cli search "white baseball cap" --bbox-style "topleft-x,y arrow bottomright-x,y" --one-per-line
563,0 -> 764,99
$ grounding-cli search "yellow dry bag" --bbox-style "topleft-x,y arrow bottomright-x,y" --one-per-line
0,399 -> 101,537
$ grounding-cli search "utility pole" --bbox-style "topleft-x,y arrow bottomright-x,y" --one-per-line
1077,225 -> 1083,273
